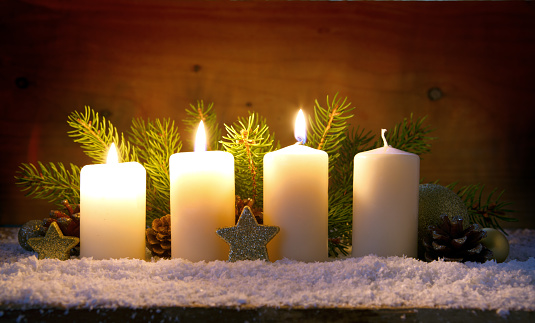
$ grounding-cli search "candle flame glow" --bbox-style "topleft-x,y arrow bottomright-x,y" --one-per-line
381,129 -> 388,148
106,143 -> 119,164
294,109 -> 307,144
194,120 -> 207,152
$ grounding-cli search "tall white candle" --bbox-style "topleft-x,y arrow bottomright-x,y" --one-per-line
170,121 -> 235,261
80,143 -> 146,260
263,110 -> 329,262
352,129 -> 420,258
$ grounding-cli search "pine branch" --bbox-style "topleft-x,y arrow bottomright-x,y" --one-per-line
446,183 -> 516,234
221,112 -> 276,208
128,118 -> 182,222
327,126 -> 376,256
14,162 -> 81,206
67,106 -> 137,163
306,93 -> 355,168
375,114 -> 435,156
183,100 -> 221,151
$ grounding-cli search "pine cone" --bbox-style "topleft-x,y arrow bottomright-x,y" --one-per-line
146,214 -> 171,258
235,196 -> 263,224
423,214 -> 493,263
43,200 -> 80,238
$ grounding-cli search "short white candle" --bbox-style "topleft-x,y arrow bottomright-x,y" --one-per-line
170,121 -> 235,261
80,143 -> 146,260
263,110 -> 329,262
352,129 -> 420,258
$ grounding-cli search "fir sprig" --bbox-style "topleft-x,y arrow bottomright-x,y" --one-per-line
447,183 -> 516,234
375,114 -> 435,155
129,118 -> 182,222
14,162 -> 80,206
183,100 -> 221,151
221,112 -> 276,208
306,93 -> 355,168
67,106 -> 137,163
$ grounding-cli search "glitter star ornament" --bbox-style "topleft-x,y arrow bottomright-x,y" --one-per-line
216,206 -> 279,262
27,222 -> 80,260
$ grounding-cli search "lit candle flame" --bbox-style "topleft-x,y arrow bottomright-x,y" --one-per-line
194,120 -> 207,152
106,143 -> 119,164
381,129 -> 388,148
294,109 -> 307,144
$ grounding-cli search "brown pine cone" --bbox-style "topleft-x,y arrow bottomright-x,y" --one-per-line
235,196 -> 263,224
43,200 -> 80,238
146,214 -> 171,258
423,214 -> 493,263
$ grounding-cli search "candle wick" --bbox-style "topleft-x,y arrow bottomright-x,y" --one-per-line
381,129 -> 388,148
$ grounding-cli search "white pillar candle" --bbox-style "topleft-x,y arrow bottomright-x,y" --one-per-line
263,110 -> 329,262
80,143 -> 146,260
352,129 -> 420,258
170,121 -> 234,261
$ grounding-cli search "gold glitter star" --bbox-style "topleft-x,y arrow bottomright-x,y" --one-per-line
216,206 -> 279,262
27,222 -> 79,260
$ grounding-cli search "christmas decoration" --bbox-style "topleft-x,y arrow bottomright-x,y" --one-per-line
423,214 -> 493,263
146,214 -> 171,258
18,220 -> 47,251
13,95 -> 514,258
480,228 -> 510,263
43,200 -> 80,237
216,206 -> 279,262
447,183 -> 516,234
27,222 -> 80,260
418,183 -> 469,260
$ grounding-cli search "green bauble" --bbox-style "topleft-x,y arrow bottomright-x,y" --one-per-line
18,220 -> 47,251
418,184 -> 469,260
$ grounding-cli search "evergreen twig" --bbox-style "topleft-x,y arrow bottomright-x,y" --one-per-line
446,183 -> 516,234
221,112 -> 276,208
373,114 -> 435,155
306,93 -> 355,170
129,118 -> 182,222
67,106 -> 137,164
14,162 -> 80,206
183,101 -> 221,151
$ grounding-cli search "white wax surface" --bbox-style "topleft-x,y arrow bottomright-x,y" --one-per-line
80,162 -> 146,260
263,144 -> 329,262
169,151 -> 234,262
352,146 -> 420,257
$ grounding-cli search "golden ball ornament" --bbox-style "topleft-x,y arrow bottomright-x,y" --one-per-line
480,228 -> 509,263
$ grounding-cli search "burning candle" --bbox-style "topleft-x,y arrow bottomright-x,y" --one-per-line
352,129 -> 420,257
169,121 -> 235,261
263,109 -> 329,262
80,143 -> 146,260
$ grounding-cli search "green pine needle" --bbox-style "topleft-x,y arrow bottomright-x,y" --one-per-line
221,112 -> 276,208
306,93 -> 355,167
446,183 -> 516,234
129,118 -> 182,222
67,106 -> 137,164
183,100 -> 221,151
14,161 -> 80,207
374,114 -> 435,156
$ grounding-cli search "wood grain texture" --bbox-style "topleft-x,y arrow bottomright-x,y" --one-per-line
1,0 -> 534,228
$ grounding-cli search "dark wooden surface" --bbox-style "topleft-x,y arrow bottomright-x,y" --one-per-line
1,0 -> 534,227
0,307 -> 533,323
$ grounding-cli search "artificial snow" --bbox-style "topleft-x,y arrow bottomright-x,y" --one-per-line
0,228 -> 534,310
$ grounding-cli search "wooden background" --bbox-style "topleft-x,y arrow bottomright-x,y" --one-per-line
1,0 -> 534,228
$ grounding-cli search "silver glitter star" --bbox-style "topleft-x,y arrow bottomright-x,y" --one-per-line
216,206 -> 279,262
28,222 -> 79,260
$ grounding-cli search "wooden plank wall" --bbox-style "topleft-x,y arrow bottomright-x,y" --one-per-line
1,0 -> 534,228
